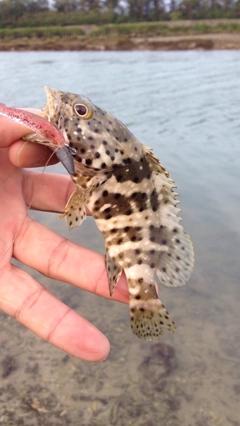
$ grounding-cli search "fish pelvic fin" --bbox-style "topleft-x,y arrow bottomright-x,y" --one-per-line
105,248 -> 123,296
128,280 -> 176,340
59,190 -> 86,230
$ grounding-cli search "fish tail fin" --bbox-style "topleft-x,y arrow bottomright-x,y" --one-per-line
128,280 -> 176,340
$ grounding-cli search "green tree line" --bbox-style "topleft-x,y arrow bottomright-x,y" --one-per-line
1,0 -> 240,28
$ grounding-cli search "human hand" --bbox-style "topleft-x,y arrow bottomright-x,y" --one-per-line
0,111 -> 128,362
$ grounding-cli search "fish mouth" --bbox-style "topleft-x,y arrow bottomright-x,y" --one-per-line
43,86 -> 75,175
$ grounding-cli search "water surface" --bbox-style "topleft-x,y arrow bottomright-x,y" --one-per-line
0,51 -> 240,425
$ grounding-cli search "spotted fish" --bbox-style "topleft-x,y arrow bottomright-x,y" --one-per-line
43,86 -> 194,340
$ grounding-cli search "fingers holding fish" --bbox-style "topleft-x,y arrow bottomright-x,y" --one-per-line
0,114 -> 35,147
0,108 -> 74,174
0,264 -> 110,361
0,111 -> 58,167
12,217 -> 129,305
9,140 -> 59,168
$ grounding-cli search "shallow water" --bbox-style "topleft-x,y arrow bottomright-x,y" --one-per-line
0,51 -> 240,425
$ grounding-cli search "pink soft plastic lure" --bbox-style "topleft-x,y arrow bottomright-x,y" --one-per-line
0,103 -> 74,175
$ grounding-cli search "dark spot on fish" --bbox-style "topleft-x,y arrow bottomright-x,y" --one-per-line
138,259 -> 142,264
76,157 -> 82,162
175,267 -> 180,273
150,263 -> 155,268
81,148 -> 86,153
135,295 -> 141,300
106,150 -> 110,156
86,159 -> 92,166
103,140 -> 108,145
104,207 -> 111,213
173,228 -> 178,233
95,152 -> 100,158
176,239 -> 181,244
88,135 -> 93,140
101,163 -> 106,169
135,249 -> 141,254
116,175 -> 123,182
114,193 -> 121,199
103,190 -> 108,197
94,129 -> 99,133
138,278 -> 143,283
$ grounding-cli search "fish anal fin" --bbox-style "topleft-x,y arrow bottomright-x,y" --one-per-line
105,248 -> 123,296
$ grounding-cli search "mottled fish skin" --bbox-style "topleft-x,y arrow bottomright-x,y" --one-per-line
43,86 -> 194,341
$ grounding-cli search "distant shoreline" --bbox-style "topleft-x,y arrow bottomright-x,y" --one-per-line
2,20 -> 240,51
1,33 -> 240,51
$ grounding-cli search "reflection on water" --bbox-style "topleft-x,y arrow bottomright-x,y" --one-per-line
0,51 -> 240,425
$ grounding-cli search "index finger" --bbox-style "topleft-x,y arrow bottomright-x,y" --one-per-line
0,109 -> 45,147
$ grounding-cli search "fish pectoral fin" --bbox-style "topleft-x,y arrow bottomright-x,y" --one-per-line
105,249 -> 123,296
59,190 -> 86,230
129,284 -> 176,340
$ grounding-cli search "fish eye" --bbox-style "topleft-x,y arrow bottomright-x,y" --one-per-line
74,103 -> 93,119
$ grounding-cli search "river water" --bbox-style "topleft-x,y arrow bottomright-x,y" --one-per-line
0,51 -> 240,425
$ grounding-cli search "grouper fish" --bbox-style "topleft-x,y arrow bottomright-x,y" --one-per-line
1,87 -> 194,340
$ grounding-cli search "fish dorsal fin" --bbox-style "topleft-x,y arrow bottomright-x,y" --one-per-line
105,248 -> 123,296
143,146 -> 194,288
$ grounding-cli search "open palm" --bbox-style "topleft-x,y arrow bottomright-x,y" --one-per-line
0,112 -> 128,362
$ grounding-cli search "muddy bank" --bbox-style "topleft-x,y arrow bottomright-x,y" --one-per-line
1,33 -> 240,51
